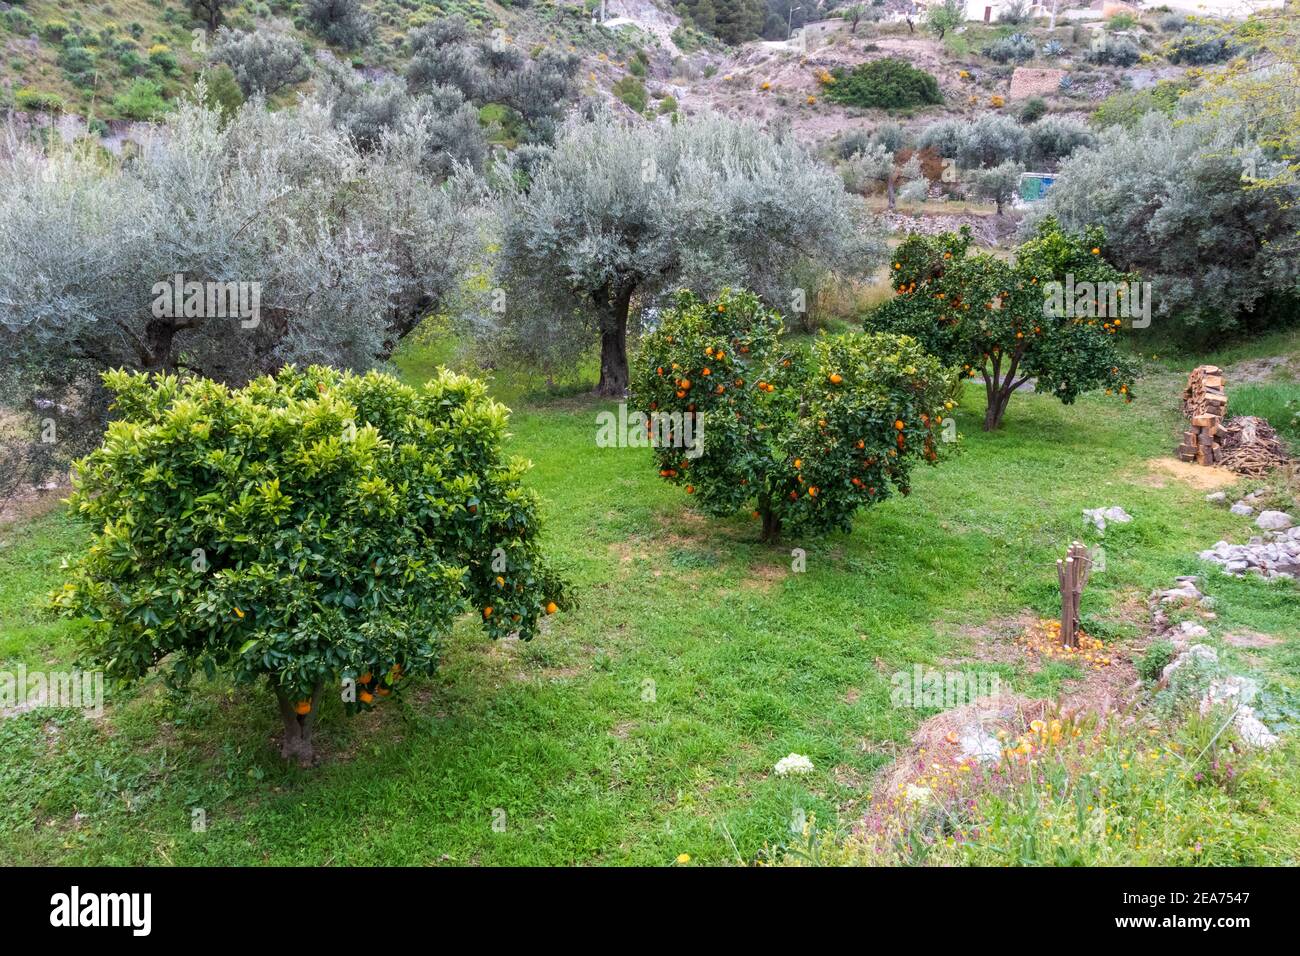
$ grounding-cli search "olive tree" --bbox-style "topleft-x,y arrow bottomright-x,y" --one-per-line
306,0 -> 376,51
491,110 -> 883,396
406,16 -> 579,145
0,97 -> 488,488
1035,111 -> 1300,345
210,21 -> 312,96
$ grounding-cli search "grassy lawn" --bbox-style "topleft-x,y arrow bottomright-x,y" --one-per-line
2,331 -> 1298,866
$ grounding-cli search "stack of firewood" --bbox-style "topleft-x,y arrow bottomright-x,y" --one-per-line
1177,366 -> 1228,466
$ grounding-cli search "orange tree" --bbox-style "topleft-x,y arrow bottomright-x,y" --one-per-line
52,365 -> 568,765
865,219 -> 1139,430
629,289 -> 959,543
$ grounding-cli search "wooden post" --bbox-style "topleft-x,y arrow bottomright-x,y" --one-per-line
1057,541 -> 1092,648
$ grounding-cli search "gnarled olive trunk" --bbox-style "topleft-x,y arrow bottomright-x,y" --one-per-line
273,681 -> 324,767
594,285 -> 635,398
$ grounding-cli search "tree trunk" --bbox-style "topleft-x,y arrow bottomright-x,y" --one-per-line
983,383 -> 1015,430
143,318 -> 177,371
886,175 -> 896,211
594,287 -> 633,398
759,499 -> 782,543
274,682 -> 323,767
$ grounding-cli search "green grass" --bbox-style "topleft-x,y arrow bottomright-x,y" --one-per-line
1,334 -> 1298,865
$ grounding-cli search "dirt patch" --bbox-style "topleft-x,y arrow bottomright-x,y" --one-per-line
1223,631 -> 1284,649
939,611 -> 1040,669
1228,355 -> 1299,384
1141,457 -> 1239,490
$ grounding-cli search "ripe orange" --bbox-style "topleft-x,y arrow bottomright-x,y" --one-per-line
545,601 -> 558,615
828,373 -> 843,385
894,419 -> 905,430
685,485 -> 695,494
793,457 -> 802,469
483,606 -> 493,618
294,700 -> 311,716
359,690 -> 374,704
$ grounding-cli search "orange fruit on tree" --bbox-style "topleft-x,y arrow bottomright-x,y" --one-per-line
545,601 -> 558,615
359,690 -> 374,704
483,606 -> 493,618
828,373 -> 843,385
294,700 -> 311,716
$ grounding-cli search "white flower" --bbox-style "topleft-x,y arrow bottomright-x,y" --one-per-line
773,753 -> 814,776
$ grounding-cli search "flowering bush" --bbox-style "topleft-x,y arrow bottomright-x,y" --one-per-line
630,289 -> 959,542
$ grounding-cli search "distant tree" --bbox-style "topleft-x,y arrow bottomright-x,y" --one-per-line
491,111 -> 883,395
210,22 -> 311,96
713,0 -> 767,44
845,4 -> 866,33
317,56 -> 487,175
1024,116 -> 1094,168
840,142 -> 899,209
969,159 -> 1022,215
926,0 -> 963,40
190,0 -> 236,32
406,18 -> 579,144
306,0 -> 376,51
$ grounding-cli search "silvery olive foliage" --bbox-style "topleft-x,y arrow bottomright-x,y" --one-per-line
917,114 -> 1092,172
1024,116 -> 1095,169
305,0 -> 376,52
969,160 -> 1023,215
405,16 -> 580,145
488,110 -> 884,395
315,56 -> 487,176
209,20 -> 312,97
0,97 -> 488,487
1033,112 -> 1300,344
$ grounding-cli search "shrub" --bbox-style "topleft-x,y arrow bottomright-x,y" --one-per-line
997,0 -> 1029,24
52,366 -> 568,765
824,58 -> 942,110
1140,640 -> 1176,683
112,78 -> 168,119
1087,36 -> 1140,66
630,289 -> 958,542
15,87 -> 64,112
612,74 -> 648,113
983,34 -> 1035,64
1019,96 -> 1047,124
1090,81 -> 1183,129
865,219 -> 1138,430
1166,26 -> 1237,65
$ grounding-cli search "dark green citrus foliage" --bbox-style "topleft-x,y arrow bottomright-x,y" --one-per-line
865,219 -> 1139,430
53,366 -> 567,757
630,289 -> 958,541
824,58 -> 943,111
